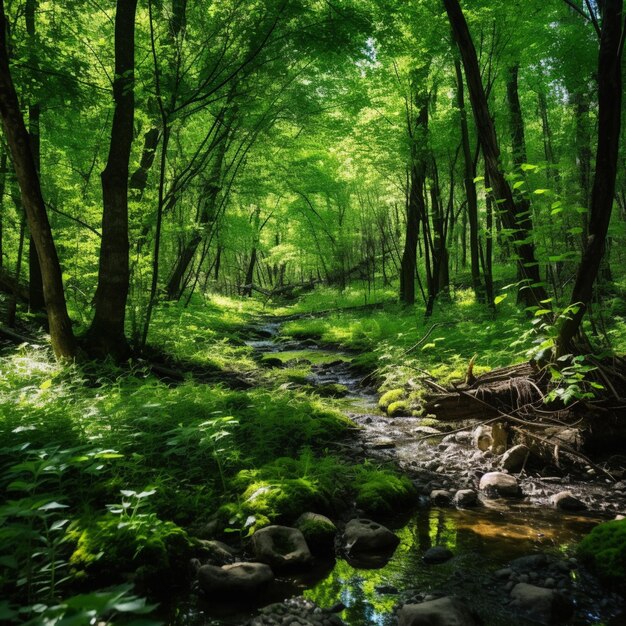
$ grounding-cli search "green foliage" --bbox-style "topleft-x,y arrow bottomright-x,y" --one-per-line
68,503 -> 192,589
354,466 -> 416,515
577,519 -> 626,584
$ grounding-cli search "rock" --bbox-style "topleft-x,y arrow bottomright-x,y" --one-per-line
195,539 -> 236,565
430,490 -> 452,506
453,489 -> 478,508
423,546 -> 454,564
251,525 -> 312,570
398,596 -> 481,626
510,583 -> 573,623
343,518 -> 399,553
247,597 -> 346,626
198,562 -> 274,596
491,422 -> 508,453
295,513 -> 337,556
472,425 -> 493,451
495,567 -> 513,579
549,491 -> 587,511
479,472 -> 520,497
501,444 -> 531,472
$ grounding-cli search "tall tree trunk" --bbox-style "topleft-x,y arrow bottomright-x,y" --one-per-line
0,0 -> 75,357
86,0 -> 138,359
444,0 -> 548,309
25,0 -> 44,311
0,149 -> 6,267
455,57 -> 481,301
537,91 -> 559,189
400,83 -> 429,305
506,64 -> 541,306
557,0 -> 624,353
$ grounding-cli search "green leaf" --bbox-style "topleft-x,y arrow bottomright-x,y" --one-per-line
494,294 -> 508,305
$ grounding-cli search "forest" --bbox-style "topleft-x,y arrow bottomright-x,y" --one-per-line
0,0 -> 626,624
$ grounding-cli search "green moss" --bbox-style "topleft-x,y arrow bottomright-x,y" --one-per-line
577,519 -> 626,584
378,388 -> 406,411
261,350 -> 351,366
68,513 -> 192,589
354,467 -> 417,515
314,383 -> 349,398
387,400 -> 408,417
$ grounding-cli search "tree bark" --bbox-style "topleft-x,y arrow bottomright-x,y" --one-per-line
444,0 -> 548,309
557,0 -> 624,353
25,0 -> 44,312
86,0 -> 138,359
455,57 -> 481,301
0,0 -> 75,357
400,81 -> 429,305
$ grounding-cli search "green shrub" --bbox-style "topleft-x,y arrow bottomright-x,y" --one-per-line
577,519 -> 626,584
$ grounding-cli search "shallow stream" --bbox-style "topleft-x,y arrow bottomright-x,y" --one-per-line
172,321 -> 625,626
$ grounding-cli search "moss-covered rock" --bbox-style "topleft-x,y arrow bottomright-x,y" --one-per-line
315,383 -> 349,398
387,400 -> 409,417
354,468 -> 417,515
378,388 -> 406,412
295,512 -> 337,555
68,513 -> 193,590
577,519 -> 626,585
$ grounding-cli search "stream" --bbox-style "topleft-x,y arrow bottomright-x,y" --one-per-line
171,320 -> 626,626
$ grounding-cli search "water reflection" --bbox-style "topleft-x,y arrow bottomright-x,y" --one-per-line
173,505 -> 619,626
303,505 -> 604,626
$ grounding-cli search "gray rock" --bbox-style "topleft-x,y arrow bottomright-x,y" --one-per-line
453,489 -> 478,508
251,525 -> 312,570
195,539 -> 236,565
423,546 -> 454,564
343,518 -> 399,553
430,490 -> 452,506
473,425 -> 493,451
501,444 -> 531,472
479,472 -> 520,497
398,596 -> 481,626
510,582 -> 573,623
198,562 -> 274,596
549,491 -> 587,511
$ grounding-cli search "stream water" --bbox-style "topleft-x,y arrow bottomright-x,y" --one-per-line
171,321 -> 625,626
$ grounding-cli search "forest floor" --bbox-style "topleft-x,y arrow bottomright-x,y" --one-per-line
1,286 -> 625,624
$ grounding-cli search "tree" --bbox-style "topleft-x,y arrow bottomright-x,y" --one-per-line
443,0 -> 548,309
85,0 -> 138,359
0,0 -> 75,358
557,0 -> 624,353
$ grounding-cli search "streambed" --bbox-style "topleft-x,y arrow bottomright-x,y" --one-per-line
172,321 -> 625,626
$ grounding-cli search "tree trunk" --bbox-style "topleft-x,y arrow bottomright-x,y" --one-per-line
86,0 -> 138,359
455,57 -> 481,301
400,83 -> 429,305
557,1 -> 624,353
444,0 -> 548,309
25,0 -> 44,312
0,0 -> 75,357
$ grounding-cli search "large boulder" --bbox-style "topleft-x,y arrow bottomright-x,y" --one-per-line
398,596 -> 481,626
198,562 -> 274,596
479,472 -> 520,497
501,444 -> 531,473
343,518 -> 399,553
295,512 -> 337,556
251,525 -> 312,570
510,583 -> 573,623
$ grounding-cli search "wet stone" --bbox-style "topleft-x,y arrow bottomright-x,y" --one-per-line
423,546 -> 454,564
